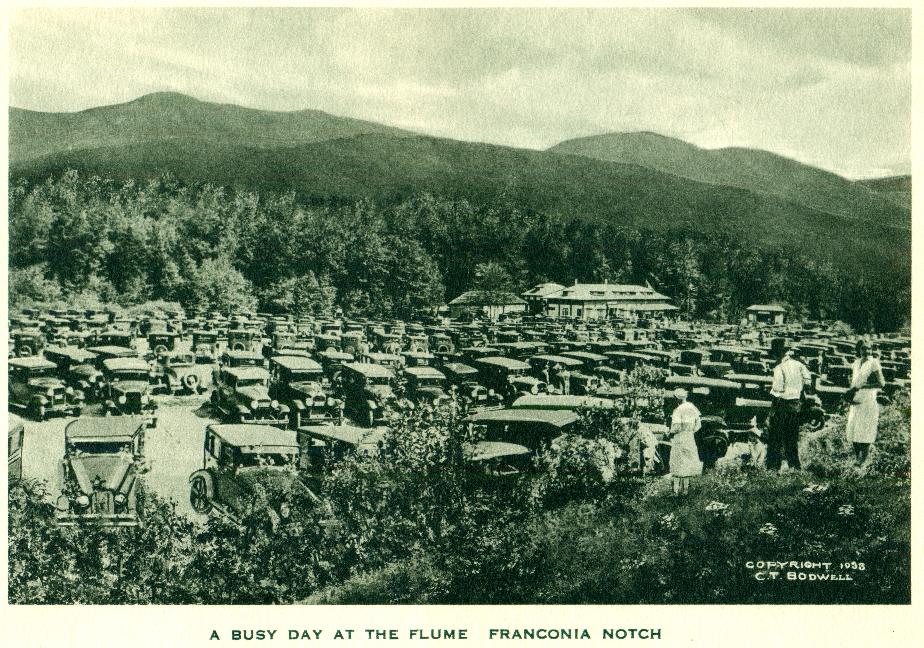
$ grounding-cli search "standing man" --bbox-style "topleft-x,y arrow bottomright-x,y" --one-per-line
767,339 -> 812,472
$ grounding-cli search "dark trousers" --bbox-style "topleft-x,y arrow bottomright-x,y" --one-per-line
766,399 -> 802,470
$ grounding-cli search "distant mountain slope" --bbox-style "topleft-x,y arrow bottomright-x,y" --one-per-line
9,92 -> 415,164
12,133 -> 909,278
548,132 -> 909,227
856,175 -> 911,210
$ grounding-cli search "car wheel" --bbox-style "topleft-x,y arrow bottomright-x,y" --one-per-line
189,476 -> 213,514
72,407 -> 82,418
804,410 -> 826,432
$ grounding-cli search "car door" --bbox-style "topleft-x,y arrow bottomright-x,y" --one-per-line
9,368 -> 30,407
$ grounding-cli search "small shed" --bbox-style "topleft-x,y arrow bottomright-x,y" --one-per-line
746,304 -> 786,325
448,291 -> 527,320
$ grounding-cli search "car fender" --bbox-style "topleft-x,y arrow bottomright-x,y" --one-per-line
77,379 -> 91,391
366,399 -> 379,411
33,395 -> 48,406
293,399 -> 307,411
236,403 -> 251,416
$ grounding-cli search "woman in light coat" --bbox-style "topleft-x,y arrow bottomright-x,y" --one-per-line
845,339 -> 886,466
668,387 -> 703,495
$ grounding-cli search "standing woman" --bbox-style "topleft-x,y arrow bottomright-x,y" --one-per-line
845,339 -> 886,466
668,387 -> 703,495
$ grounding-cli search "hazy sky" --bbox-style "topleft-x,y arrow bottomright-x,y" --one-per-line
9,7 -> 911,179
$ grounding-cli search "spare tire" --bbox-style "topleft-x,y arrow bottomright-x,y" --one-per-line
232,342 -> 246,351
18,344 -> 34,357
437,344 -> 450,354
154,344 -> 168,356
183,373 -> 200,390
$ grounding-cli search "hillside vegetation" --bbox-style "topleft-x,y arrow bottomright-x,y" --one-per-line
7,93 -> 911,330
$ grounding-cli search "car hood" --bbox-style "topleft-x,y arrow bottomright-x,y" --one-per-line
68,454 -> 134,495
71,365 -> 101,379
290,381 -> 325,397
417,386 -> 448,398
237,386 -> 272,402
111,381 -> 151,395
366,385 -> 395,400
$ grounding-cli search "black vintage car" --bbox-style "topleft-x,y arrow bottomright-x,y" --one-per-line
43,345 -> 103,400
402,366 -> 451,406
100,357 -> 158,416
340,362 -> 397,427
55,417 -> 149,526
189,424 -> 319,521
441,362 -> 504,412
211,365 -> 290,426
269,355 -> 342,427
9,357 -> 84,420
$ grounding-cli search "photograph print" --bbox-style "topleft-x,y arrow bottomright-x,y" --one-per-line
6,6 -> 912,606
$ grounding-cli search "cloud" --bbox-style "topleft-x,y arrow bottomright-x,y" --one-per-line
8,7 -> 911,179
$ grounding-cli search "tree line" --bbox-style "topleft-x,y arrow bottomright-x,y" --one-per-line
8,171 -> 909,331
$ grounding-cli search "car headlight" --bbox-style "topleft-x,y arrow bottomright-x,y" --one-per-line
65,386 -> 74,395
250,400 -> 259,410
46,388 -> 56,397
531,385 -> 539,394
271,399 -> 279,409
76,495 -> 90,508
114,493 -> 126,504
141,394 -> 150,404
327,397 -> 335,407
488,389 -> 495,396
118,395 -> 127,405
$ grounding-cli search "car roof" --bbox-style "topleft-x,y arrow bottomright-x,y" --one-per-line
561,351 -> 609,361
511,394 -> 616,409
208,424 -> 298,450
271,355 -> 322,371
344,362 -> 394,378
530,354 -> 584,366
665,375 -> 742,389
466,408 -> 579,427
9,356 -> 56,369
222,350 -> 263,359
103,357 -> 150,371
87,345 -> 138,357
66,416 -> 145,442
300,424 -> 385,447
403,366 -> 445,379
463,440 -> 531,461
223,366 -> 270,380
442,362 -> 478,375
44,345 -> 98,362
474,356 -> 531,370
318,350 -> 355,360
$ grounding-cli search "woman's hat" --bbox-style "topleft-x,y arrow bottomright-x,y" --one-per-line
673,387 -> 689,400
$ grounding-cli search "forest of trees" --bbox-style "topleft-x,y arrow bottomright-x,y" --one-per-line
8,171 -> 910,331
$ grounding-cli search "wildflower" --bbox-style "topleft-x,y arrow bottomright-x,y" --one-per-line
705,500 -> 729,512
759,523 -> 778,536
838,504 -> 855,516
803,483 -> 829,494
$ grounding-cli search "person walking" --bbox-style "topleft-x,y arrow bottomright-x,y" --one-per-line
845,339 -> 886,466
668,387 -> 702,495
767,340 -> 812,472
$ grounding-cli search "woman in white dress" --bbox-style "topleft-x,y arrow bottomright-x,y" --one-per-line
668,387 -> 703,495
845,339 -> 886,466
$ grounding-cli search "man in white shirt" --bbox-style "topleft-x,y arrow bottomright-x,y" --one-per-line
767,342 -> 812,471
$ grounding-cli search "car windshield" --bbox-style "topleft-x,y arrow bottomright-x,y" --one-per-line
111,370 -> 149,381
26,367 -> 55,378
291,370 -> 322,381
369,377 -> 392,386
69,441 -> 132,455
417,377 -> 443,387
236,377 -> 267,387
237,452 -> 293,468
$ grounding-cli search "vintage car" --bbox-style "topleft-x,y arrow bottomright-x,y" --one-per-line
298,424 -> 386,471
220,349 -> 266,368
9,414 -> 25,483
473,356 -> 550,402
401,350 -> 436,368
188,424 -> 319,520
463,441 -> 532,481
93,329 -> 137,351
362,351 -> 405,371
9,357 -> 85,420
269,355 -> 342,427
402,366 -> 451,406
440,362 -> 503,411
316,349 -> 355,383
227,329 -> 259,352
191,330 -> 219,363
527,354 -> 600,395
264,331 -> 312,359
147,330 -> 180,358
100,357 -> 158,416
44,345 -> 103,399
155,352 -> 207,395
466,408 -> 579,451
341,362 -> 397,427
55,417 -> 149,526
12,329 -> 45,357
211,366 -> 290,425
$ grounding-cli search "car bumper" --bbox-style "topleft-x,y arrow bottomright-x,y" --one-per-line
242,415 -> 290,426
55,512 -> 140,527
